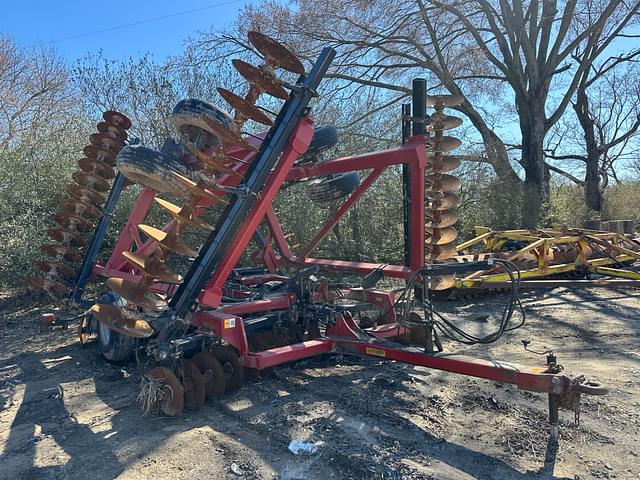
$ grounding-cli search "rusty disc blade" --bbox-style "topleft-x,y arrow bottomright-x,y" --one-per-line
103,110 -> 132,130
427,243 -> 457,261
191,352 -> 226,398
183,143 -> 244,179
66,183 -> 105,206
145,367 -> 183,417
89,132 -> 124,153
47,228 -> 87,247
27,276 -> 69,296
105,277 -> 168,311
427,275 -> 456,291
425,210 -> 459,228
427,114 -> 463,131
138,224 -> 198,258
78,157 -> 115,179
154,197 -> 214,231
217,87 -> 273,126
247,30 -> 305,74
200,117 -> 257,151
427,135 -> 462,153
425,226 -> 458,245
97,121 -> 128,141
60,199 -> 101,219
232,59 -> 289,100
90,304 -> 154,338
171,172 -> 222,202
426,192 -> 458,210
53,212 -> 93,232
41,244 -> 83,263
122,251 -> 183,284
73,171 -> 110,192
430,155 -> 461,173
33,260 -> 76,278
180,359 -> 206,411
426,94 -> 464,108
425,173 -> 461,192
83,145 -> 117,166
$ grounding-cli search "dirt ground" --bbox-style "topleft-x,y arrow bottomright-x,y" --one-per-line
0,287 -> 639,480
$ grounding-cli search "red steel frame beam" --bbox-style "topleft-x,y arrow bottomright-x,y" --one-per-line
193,306 -> 575,397
266,136 -> 427,277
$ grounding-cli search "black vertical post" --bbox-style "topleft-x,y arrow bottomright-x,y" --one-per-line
412,78 -> 427,136
401,103 -> 412,266
402,78 -> 427,266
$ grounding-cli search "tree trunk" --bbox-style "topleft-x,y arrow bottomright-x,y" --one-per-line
519,101 -> 549,228
574,88 -> 603,213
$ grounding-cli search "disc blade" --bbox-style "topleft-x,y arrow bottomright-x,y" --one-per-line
137,224 -> 197,258
430,155 -> 461,173
232,59 -> 289,100
53,212 -> 93,232
47,228 -> 87,247
154,197 -> 214,231
426,192 -> 458,210
77,157 -> 116,179
97,121 -> 128,142
171,172 -> 222,201
425,210 -> 459,228
122,251 -> 183,284
427,243 -> 457,261
425,226 -> 458,245
27,276 -> 69,296
33,260 -> 75,278
105,278 -> 168,311
201,117 -> 257,151
427,136 -> 462,153
103,110 -> 132,130
60,199 -> 101,219
425,174 -> 461,192
181,359 -> 206,410
89,132 -> 124,153
90,304 -> 154,338
73,171 -> 110,192
426,94 -> 464,107
144,367 -> 183,417
247,30 -> 305,74
83,145 -> 116,167
66,183 -> 105,206
427,114 -> 463,131
191,352 -> 226,398
217,87 -> 274,126
41,244 -> 82,263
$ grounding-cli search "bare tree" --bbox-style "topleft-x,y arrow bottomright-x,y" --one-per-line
546,58 -> 640,214
0,35 -> 72,147
193,0 -> 640,226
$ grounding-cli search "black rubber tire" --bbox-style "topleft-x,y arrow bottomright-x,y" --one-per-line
96,293 -> 136,364
304,125 -> 339,158
171,99 -> 233,149
116,145 -> 190,196
307,172 -> 360,202
211,345 -> 244,392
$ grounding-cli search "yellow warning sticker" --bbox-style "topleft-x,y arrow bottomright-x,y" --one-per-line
365,347 -> 386,357
223,318 -> 236,329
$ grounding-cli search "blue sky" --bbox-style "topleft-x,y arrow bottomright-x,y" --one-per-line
0,0 -> 252,61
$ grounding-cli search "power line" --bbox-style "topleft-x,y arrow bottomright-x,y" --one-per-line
42,0 -> 244,45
